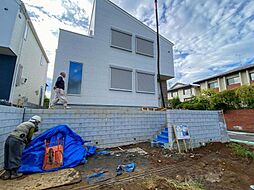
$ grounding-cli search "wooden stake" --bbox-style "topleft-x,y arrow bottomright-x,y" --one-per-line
173,125 -> 181,153
183,139 -> 188,152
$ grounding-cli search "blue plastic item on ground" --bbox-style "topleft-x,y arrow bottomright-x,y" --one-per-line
116,163 -> 136,176
19,125 -> 96,173
86,171 -> 105,180
96,150 -> 112,155
124,163 -> 135,172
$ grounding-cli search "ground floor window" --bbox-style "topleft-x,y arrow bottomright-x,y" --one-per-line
226,76 -> 240,85
250,72 -> 254,81
208,80 -> 218,89
110,66 -> 132,91
136,71 -> 155,93
67,61 -> 83,94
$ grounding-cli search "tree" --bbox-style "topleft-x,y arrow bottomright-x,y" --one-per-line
43,96 -> 50,108
235,85 -> 254,108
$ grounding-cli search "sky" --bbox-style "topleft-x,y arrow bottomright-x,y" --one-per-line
22,0 -> 254,97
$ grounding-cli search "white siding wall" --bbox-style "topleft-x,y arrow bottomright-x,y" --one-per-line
53,0 -> 174,107
12,21 -> 48,106
0,0 -> 48,106
0,0 -> 20,52
9,7 -> 26,55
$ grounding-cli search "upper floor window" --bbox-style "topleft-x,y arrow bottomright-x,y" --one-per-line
136,71 -> 155,93
24,23 -> 28,40
183,88 -> 192,95
135,36 -> 154,57
111,28 -> 132,52
250,72 -> 254,81
226,76 -> 240,85
110,66 -> 132,92
67,61 -> 83,94
172,91 -> 178,97
208,81 -> 218,88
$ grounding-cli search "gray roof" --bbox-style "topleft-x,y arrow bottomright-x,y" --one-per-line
194,63 -> 254,84
168,83 -> 199,92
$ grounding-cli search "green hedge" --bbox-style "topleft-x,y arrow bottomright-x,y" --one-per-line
168,85 -> 254,110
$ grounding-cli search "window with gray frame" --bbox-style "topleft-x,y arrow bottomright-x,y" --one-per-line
136,36 -> 154,57
208,81 -> 218,88
110,67 -> 132,91
173,91 -> 178,97
67,61 -> 83,94
183,88 -> 192,95
226,76 -> 240,85
250,72 -> 254,81
111,28 -> 132,51
16,64 -> 23,86
136,71 -> 155,93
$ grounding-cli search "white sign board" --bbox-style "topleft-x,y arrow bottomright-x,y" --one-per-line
175,125 -> 190,140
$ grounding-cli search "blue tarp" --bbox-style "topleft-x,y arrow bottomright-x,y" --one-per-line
19,125 -> 96,173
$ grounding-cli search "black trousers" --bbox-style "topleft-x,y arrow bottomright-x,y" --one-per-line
4,136 -> 25,171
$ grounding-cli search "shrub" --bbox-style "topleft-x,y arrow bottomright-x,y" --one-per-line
168,97 -> 181,109
168,85 -> 254,110
235,85 -> 254,108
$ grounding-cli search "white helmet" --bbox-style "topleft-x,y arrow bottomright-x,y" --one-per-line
29,115 -> 41,123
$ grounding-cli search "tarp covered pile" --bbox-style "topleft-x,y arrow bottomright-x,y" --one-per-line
19,125 -> 96,173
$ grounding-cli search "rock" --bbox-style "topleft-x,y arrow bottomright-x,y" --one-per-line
158,160 -> 162,163
175,175 -> 183,181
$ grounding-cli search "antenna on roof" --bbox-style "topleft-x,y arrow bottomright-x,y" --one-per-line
154,0 -> 165,108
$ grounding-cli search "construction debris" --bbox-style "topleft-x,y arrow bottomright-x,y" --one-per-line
0,168 -> 81,190
126,147 -> 148,155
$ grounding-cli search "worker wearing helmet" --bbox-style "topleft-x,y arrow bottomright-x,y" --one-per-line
0,115 -> 41,180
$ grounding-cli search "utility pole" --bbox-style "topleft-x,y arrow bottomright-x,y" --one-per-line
155,0 -> 165,108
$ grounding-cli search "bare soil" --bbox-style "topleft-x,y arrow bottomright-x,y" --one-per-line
55,142 -> 254,190
1,142 -> 253,190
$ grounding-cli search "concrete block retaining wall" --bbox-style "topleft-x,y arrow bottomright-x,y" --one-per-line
166,110 -> 229,148
0,105 -> 229,168
24,108 -> 166,148
0,105 -> 24,168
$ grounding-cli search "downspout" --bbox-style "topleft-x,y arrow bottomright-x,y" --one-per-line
154,0 -> 165,108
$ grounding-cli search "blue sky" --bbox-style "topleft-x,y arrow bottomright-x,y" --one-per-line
22,0 -> 254,96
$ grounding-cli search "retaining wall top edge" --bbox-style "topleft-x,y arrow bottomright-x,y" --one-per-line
167,109 -> 222,113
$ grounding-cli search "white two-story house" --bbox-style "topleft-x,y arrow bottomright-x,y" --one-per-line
0,0 -> 49,107
52,0 -> 174,107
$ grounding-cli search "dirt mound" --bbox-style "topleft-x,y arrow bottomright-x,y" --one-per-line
142,176 -> 204,190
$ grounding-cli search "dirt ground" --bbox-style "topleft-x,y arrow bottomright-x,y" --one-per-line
1,142 -> 253,190
54,142 -> 254,190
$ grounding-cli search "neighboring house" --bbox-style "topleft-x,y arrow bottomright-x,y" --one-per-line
52,0 -> 174,107
167,83 -> 200,102
0,0 -> 49,107
194,64 -> 254,92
